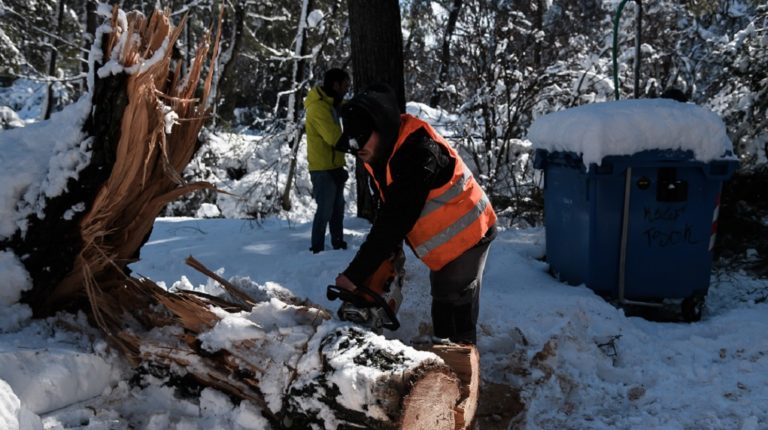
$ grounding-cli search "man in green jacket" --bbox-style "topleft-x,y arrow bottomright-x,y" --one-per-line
304,68 -> 351,253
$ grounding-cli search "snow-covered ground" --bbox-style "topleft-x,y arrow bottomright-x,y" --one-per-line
0,210 -> 767,429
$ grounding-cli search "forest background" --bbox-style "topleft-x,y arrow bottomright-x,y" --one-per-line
1,0 -> 766,268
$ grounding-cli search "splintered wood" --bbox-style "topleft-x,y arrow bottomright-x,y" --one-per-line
45,7 -> 220,320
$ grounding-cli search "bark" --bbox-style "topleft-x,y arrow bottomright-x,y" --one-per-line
347,0 -> 405,109
347,0 -> 406,221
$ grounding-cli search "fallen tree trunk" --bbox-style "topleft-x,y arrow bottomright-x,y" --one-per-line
121,265 -> 476,429
0,5 -> 479,429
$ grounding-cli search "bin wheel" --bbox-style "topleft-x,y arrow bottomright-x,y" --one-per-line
681,295 -> 704,322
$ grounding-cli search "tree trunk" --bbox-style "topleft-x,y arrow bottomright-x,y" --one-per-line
281,0 -> 312,212
213,1 -> 245,124
429,0 -> 463,108
347,0 -> 406,221
347,0 -> 406,109
131,258 -> 480,430
42,0 -> 66,120
82,0 -> 99,92
7,7 -> 218,316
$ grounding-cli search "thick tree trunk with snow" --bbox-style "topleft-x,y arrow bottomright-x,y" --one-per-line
5,7 -> 218,317
16,69 -> 129,315
12,50 -> 131,314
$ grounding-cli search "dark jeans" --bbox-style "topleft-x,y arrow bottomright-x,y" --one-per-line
430,239 -> 492,344
310,169 -> 346,251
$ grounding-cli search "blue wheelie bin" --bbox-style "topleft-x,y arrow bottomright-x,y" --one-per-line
530,100 -> 738,320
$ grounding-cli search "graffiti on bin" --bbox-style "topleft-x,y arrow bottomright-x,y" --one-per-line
642,223 -> 699,247
641,204 -> 699,247
643,206 -> 686,222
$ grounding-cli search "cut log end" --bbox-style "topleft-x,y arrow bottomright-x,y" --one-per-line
400,368 -> 460,430
430,344 -> 480,429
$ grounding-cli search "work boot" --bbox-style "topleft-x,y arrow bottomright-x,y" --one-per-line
332,240 -> 348,250
309,247 -> 322,254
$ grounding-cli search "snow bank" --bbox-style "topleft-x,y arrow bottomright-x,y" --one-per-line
527,99 -> 734,166
0,349 -> 114,414
0,106 -> 24,129
0,251 -> 31,307
0,97 -> 91,240
0,379 -> 21,430
0,378 -> 42,430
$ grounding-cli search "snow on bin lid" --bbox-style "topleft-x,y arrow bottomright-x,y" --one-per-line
527,99 -> 734,166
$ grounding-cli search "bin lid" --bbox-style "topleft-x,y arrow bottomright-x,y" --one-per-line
527,99 -> 735,167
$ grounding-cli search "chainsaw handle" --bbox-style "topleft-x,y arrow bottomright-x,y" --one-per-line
380,314 -> 400,331
326,285 -> 400,331
327,285 -> 353,302
327,284 -> 371,306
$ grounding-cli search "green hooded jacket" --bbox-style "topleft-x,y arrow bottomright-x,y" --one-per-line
304,86 -> 345,171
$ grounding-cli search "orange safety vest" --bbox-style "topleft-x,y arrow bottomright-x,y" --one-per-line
364,114 -> 496,271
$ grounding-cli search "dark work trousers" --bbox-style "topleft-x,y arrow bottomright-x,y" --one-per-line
430,239 -> 492,344
310,169 -> 345,252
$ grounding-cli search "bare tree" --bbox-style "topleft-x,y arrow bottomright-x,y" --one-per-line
42,0 -> 66,119
213,1 -> 245,124
429,0 -> 463,108
280,0 -> 312,211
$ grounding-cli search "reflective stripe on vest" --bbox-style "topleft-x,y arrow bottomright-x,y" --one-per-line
365,114 -> 496,270
418,165 -> 472,218
413,192 -> 492,258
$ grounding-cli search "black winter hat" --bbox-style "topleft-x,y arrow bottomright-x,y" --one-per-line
340,103 -> 375,150
340,84 -> 401,155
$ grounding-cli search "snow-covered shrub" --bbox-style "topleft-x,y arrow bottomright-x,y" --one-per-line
0,106 -> 23,129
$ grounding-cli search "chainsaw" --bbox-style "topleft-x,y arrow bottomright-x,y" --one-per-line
326,249 -> 405,333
